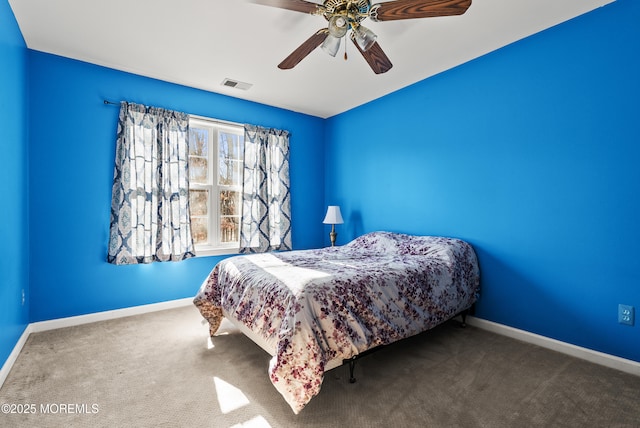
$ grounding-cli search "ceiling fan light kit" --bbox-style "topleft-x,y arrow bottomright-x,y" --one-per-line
253,0 -> 472,74
353,24 -> 377,51
321,34 -> 342,57
328,15 -> 349,37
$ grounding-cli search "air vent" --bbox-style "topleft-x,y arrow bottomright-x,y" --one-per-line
221,78 -> 252,91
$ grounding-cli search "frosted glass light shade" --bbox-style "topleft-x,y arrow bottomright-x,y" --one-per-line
354,25 -> 377,51
321,35 -> 341,57
328,15 -> 348,38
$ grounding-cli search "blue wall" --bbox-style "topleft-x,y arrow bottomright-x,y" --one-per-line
27,52 -> 325,322
2,0 -> 638,373
325,0 -> 639,362
0,0 -> 29,367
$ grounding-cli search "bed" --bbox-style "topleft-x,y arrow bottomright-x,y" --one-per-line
193,231 -> 480,413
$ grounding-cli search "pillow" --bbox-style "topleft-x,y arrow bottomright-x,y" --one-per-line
345,231 -> 402,254
398,235 -> 456,262
346,232 -> 458,262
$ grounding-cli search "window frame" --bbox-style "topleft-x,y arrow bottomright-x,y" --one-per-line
188,115 -> 244,257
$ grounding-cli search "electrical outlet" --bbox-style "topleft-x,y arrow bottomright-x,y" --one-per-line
618,304 -> 634,326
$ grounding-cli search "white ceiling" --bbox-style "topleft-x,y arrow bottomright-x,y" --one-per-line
9,0 -> 614,118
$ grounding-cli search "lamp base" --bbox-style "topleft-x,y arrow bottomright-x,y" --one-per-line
329,229 -> 337,247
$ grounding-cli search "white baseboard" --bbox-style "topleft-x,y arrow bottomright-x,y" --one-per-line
29,297 -> 193,333
0,325 -> 32,389
3,304 -> 638,391
467,316 -> 640,377
0,297 -> 194,390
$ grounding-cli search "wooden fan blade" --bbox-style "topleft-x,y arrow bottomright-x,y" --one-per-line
370,0 -> 471,22
351,38 -> 393,74
251,0 -> 323,14
278,29 -> 329,70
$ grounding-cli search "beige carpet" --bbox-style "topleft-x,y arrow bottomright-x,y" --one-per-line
1,305 -> 639,428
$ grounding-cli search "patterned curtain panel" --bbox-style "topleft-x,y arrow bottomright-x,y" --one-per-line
107,102 -> 195,264
240,125 -> 292,253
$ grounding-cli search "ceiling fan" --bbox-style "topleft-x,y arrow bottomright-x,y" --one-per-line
252,0 -> 472,74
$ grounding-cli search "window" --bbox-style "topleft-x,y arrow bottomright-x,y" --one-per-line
188,117 -> 244,256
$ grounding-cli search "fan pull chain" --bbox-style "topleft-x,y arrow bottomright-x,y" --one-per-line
344,36 -> 348,61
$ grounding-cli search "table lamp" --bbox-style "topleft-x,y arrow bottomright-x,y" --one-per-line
322,205 -> 344,246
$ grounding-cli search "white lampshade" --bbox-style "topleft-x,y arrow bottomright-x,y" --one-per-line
322,206 -> 344,225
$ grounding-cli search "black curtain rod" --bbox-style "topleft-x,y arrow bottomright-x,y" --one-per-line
102,100 -> 283,136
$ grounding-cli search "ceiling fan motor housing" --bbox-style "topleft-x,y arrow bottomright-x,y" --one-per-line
322,0 -> 370,27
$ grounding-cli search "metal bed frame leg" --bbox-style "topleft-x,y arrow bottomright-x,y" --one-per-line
344,345 -> 382,383
460,305 -> 475,328
343,309 -> 473,385
348,357 -> 357,383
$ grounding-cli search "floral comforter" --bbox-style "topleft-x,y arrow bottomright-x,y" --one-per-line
193,231 -> 480,413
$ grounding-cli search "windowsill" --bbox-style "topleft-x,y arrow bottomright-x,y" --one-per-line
195,246 -> 241,257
